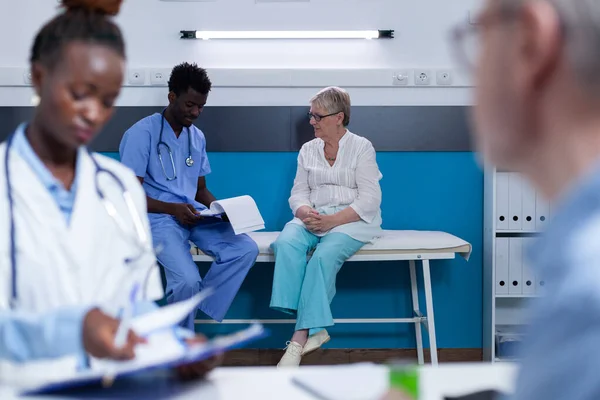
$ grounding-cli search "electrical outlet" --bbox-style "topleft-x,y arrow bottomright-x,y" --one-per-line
150,69 -> 169,86
23,71 -> 32,85
414,70 -> 431,86
392,70 -> 410,86
436,70 -> 453,86
128,69 -> 146,85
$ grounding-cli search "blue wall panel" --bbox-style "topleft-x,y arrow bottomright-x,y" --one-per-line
102,151 -> 483,349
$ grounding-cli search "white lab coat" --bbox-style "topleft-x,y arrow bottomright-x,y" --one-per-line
0,142 -> 164,385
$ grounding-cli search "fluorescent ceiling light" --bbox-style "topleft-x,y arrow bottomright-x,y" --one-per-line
180,30 -> 394,40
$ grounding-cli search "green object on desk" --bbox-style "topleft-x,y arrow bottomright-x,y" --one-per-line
389,363 -> 419,399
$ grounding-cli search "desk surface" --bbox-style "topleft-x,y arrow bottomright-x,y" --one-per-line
2,362 -> 518,400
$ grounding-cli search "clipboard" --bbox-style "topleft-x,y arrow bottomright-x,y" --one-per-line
20,289 -> 269,397
21,323 -> 268,396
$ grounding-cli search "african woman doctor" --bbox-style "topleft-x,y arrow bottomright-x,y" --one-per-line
0,0 -> 216,382
271,86 -> 383,367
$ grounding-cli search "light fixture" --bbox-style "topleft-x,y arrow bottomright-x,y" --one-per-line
180,30 -> 394,40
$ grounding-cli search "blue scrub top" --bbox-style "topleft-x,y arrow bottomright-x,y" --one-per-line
119,113 -> 212,211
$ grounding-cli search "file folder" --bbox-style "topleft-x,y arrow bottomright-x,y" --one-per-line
496,172 -> 509,230
521,237 -> 536,295
536,269 -> 546,294
495,238 -> 509,295
508,238 -> 522,295
508,173 -> 523,231
535,191 -> 549,231
521,179 -> 536,231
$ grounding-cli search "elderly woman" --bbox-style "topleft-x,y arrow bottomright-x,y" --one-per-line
270,86 -> 383,367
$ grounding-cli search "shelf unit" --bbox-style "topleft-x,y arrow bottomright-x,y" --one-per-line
483,167 -> 550,362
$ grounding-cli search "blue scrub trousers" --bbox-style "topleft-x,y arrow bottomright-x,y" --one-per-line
151,216 -> 259,330
270,224 -> 365,334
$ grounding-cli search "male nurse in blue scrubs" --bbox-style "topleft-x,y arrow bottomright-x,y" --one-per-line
119,62 -> 259,331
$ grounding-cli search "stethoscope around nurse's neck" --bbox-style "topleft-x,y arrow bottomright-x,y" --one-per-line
157,109 -> 194,181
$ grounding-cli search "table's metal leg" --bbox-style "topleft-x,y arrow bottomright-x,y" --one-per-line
409,260 -> 425,365
422,259 -> 438,365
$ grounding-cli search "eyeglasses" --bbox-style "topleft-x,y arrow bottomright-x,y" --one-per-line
307,111 -> 342,122
449,7 -> 519,72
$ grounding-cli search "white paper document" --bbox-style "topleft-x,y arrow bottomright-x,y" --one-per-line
90,289 -> 215,373
200,195 -> 265,235
292,363 -> 389,400
130,288 -> 213,335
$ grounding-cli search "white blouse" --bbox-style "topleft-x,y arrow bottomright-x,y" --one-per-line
287,130 -> 383,243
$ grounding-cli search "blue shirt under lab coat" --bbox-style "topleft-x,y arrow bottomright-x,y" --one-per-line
511,161 -> 600,399
119,113 -> 212,213
0,125 -> 89,363
0,307 -> 90,363
12,124 -> 81,225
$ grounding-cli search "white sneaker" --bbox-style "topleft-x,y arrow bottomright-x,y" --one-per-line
302,329 -> 330,356
277,341 -> 304,368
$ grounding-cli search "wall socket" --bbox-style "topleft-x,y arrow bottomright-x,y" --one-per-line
436,70 -> 453,86
23,71 -> 32,85
392,70 -> 410,86
414,70 -> 431,86
150,69 -> 169,86
128,69 -> 146,85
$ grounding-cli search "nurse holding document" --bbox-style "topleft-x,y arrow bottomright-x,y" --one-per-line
0,0 -> 216,383
119,62 -> 259,330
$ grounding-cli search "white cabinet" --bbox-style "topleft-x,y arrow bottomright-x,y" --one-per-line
483,168 -> 551,362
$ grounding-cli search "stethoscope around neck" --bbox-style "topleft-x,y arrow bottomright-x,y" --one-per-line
4,130 -> 158,309
157,109 -> 194,181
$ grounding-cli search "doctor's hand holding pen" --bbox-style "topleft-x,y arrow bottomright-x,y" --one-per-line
82,308 -> 146,361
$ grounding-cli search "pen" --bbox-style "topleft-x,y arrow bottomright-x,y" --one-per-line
114,283 -> 140,348
101,283 -> 140,388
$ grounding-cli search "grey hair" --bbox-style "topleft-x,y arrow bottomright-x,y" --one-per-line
502,0 -> 600,93
310,86 -> 351,126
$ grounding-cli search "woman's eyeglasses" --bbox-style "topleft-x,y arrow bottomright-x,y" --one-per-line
307,111 -> 342,122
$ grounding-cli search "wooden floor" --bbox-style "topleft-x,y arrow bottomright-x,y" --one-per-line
222,348 -> 482,366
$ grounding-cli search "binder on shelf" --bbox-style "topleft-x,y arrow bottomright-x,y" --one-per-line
521,238 -> 536,295
535,191 -> 549,231
496,172 -> 509,230
536,269 -> 546,294
508,173 -> 523,231
495,238 -> 509,295
521,179 -> 536,231
508,238 -> 523,295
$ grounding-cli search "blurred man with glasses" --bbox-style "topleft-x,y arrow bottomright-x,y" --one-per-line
453,0 -> 600,399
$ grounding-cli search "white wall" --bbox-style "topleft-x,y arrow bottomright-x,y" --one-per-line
0,0 -> 479,106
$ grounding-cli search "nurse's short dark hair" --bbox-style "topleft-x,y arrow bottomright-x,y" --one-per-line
30,0 -> 125,70
168,62 -> 212,96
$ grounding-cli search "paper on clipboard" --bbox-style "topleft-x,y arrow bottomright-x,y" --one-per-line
21,323 -> 269,396
131,288 -> 214,335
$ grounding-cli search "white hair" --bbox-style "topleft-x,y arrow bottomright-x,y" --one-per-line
310,86 -> 351,126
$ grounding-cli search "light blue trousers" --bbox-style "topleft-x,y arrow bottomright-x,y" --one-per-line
151,215 -> 259,331
269,223 -> 365,334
